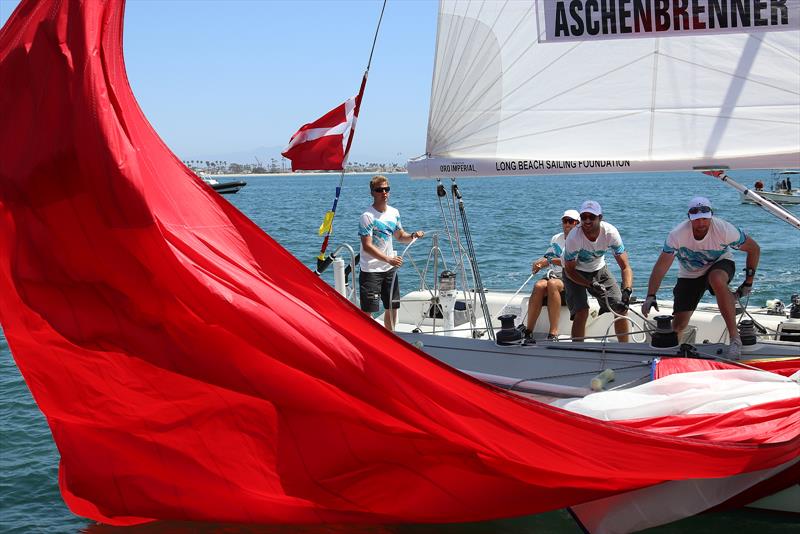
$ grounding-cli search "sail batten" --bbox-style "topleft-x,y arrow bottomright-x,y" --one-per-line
410,0 -> 800,178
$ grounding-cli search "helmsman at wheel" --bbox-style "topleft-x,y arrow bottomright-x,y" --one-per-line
641,196 -> 760,359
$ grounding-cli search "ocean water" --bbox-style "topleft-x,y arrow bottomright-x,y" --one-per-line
1,170 -> 798,533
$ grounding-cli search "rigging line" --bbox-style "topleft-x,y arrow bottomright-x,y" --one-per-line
414,339 -> 656,364
435,179 -> 459,266
506,363 -> 652,391
316,2 -> 385,261
316,171 -> 346,260
454,180 -> 495,340
446,184 -> 479,331
433,17 -> 559,146
436,181 -> 471,329
387,236 -> 423,310
429,1 -> 515,134
658,52 -> 800,96
365,0 -> 387,72
607,373 -> 653,391
438,50 -> 653,152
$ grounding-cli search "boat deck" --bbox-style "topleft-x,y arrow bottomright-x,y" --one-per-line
398,332 -> 798,398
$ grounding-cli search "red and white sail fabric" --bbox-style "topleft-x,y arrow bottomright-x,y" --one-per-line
281,74 -> 366,171
655,355 -> 800,379
558,368 -> 800,533
1,0 -> 798,528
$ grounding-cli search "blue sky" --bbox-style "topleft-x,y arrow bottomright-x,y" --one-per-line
0,0 -> 438,164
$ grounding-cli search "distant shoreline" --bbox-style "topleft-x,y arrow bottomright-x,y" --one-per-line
201,171 -> 408,178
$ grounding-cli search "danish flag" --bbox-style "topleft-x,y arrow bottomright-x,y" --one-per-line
282,74 -> 367,171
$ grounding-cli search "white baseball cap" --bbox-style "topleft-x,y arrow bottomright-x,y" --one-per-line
579,200 -> 602,216
562,209 -> 580,221
687,196 -> 713,220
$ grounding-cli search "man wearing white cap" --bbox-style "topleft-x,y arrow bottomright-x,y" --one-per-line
524,209 -> 581,341
641,196 -> 760,358
563,200 -> 634,342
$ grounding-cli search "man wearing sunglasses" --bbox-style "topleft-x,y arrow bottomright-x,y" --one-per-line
563,200 -> 634,342
524,209 -> 581,341
641,196 -> 760,358
359,175 -> 425,331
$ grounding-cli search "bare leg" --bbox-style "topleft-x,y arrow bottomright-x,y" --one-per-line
383,308 -> 397,331
672,311 -> 693,339
614,312 -> 630,343
709,269 -> 737,342
525,279 -> 547,333
572,308 -> 589,341
546,278 -> 564,336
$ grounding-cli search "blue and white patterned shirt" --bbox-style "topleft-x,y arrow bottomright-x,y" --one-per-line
663,218 -> 746,278
359,205 -> 403,272
564,221 -> 625,272
543,232 -> 566,275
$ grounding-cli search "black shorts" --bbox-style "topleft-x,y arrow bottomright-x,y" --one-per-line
673,259 -> 735,313
359,269 -> 400,313
563,265 -> 622,319
539,270 -> 566,307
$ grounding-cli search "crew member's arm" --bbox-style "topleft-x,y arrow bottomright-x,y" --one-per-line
564,259 -> 591,287
394,228 -> 425,244
738,236 -> 760,285
614,251 -> 633,291
531,256 -> 549,273
645,252 -> 674,296
361,235 -> 402,267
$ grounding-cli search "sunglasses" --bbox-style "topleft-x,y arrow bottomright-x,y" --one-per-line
372,186 -> 390,193
580,213 -> 598,221
561,218 -> 578,224
688,205 -> 712,215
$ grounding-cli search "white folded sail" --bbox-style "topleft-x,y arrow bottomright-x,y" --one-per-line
408,0 -> 800,178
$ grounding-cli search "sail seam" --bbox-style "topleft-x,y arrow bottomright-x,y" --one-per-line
433,9 -> 534,145
659,53 -> 800,96
437,52 -> 653,154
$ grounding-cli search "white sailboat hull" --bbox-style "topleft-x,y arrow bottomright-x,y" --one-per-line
741,190 -> 800,205
390,289 -> 799,346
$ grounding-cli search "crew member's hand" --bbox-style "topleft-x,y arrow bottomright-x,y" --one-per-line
411,230 -> 425,239
734,282 -> 752,299
621,287 -> 632,306
589,280 -> 607,300
642,294 -> 659,317
388,255 -> 403,267
531,259 -> 546,274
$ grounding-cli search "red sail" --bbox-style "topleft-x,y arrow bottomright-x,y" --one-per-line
0,0 -> 797,527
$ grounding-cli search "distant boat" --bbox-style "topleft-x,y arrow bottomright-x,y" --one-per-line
200,174 -> 247,195
741,171 -> 800,205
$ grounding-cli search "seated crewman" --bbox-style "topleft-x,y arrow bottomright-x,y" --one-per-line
525,209 -> 580,341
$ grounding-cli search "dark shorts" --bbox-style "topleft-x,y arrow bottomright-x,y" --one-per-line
564,265 -> 622,319
359,269 -> 400,313
673,259 -> 735,313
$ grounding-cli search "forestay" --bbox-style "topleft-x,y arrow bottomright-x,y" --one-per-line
408,0 -> 800,178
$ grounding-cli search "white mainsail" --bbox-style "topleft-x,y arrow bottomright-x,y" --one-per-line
408,0 -> 800,178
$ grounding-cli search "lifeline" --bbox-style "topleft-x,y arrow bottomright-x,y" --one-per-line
552,0 -> 791,37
